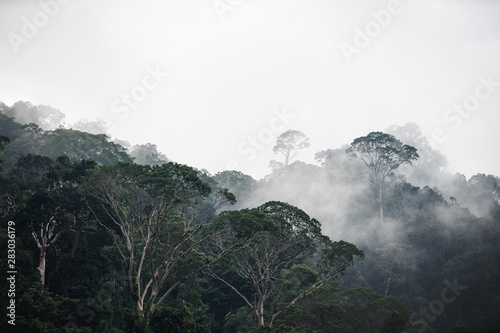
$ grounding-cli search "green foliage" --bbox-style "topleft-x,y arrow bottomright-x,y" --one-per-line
208,201 -> 363,328
16,286 -> 82,332
380,310 -> 407,333
346,131 -> 419,220
0,135 -> 9,167
273,283 -> 408,333
223,306 -> 256,333
345,132 -> 419,173
82,160 -> 240,324
1,121 -> 132,173
4,101 -> 66,130
447,323 -> 470,333
318,240 -> 365,276
279,264 -> 319,293
213,170 -> 257,206
0,107 -> 24,142
2,104 -> 500,333
129,143 -> 169,166
43,129 -> 132,165
150,303 -> 196,333
10,154 -> 54,182
213,208 -> 276,239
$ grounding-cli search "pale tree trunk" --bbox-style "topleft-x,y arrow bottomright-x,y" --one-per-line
257,297 -> 265,326
32,216 -> 64,287
385,275 -> 391,296
37,246 -> 47,285
378,182 -> 384,223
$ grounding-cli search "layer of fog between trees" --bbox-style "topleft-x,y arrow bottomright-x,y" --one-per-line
2,100 -> 499,251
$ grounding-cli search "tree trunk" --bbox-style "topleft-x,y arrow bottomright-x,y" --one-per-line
61,223 -> 83,296
38,246 -> 47,285
257,298 -> 265,326
128,248 -> 135,292
378,183 -> 384,223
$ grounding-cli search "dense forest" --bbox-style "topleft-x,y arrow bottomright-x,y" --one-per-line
1,101 -> 499,333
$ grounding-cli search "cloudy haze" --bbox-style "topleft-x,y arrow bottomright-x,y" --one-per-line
1,0 -> 499,179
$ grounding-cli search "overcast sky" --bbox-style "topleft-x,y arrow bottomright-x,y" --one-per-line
1,0 -> 499,179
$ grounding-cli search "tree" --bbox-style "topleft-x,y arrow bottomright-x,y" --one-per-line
18,156 -> 96,286
0,109 -> 24,143
1,127 -> 132,173
206,201 -> 364,328
71,118 -> 110,135
9,154 -> 54,183
129,143 -> 169,166
42,129 -> 132,165
1,123 -> 46,172
0,135 -> 15,218
81,162 -> 242,319
314,145 -> 366,184
272,283 -> 408,333
386,122 -> 447,186
271,130 -> 310,168
213,170 -> 257,207
465,174 -> 500,219
372,243 -> 419,296
0,135 -> 9,152
1,154 -> 54,232
6,101 -> 66,130
346,131 -> 418,222
0,135 -> 9,175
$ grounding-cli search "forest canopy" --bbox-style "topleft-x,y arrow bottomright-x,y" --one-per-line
1,101 -> 499,333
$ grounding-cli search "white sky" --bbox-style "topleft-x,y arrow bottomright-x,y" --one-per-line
1,0 -> 499,179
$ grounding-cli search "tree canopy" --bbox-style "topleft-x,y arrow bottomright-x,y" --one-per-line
272,130 -> 310,168
1,104 -> 498,333
346,131 -> 419,221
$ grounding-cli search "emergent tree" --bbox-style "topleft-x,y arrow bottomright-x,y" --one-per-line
346,132 -> 418,222
207,201 -> 364,328
271,130 -> 310,169
81,162 -> 243,320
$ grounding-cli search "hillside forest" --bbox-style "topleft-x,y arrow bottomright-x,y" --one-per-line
1,101 -> 499,333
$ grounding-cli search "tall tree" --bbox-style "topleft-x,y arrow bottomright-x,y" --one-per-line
207,201 -> 364,328
42,129 -> 132,165
373,243 -> 419,296
0,135 -> 9,174
0,135 -> 14,218
71,118 -> 109,135
81,162 -> 242,319
2,123 -> 46,172
213,170 -> 257,207
346,131 -> 418,222
6,101 -> 66,130
386,122 -> 447,186
129,143 -> 169,166
271,130 -> 310,168
19,156 -> 96,285
0,109 -> 24,143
